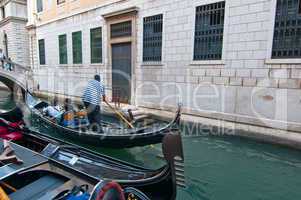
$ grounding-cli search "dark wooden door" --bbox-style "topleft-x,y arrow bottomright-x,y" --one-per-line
112,42 -> 132,103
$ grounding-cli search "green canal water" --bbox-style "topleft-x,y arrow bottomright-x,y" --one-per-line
2,90 -> 301,200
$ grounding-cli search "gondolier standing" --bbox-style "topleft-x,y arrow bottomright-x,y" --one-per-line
82,75 -> 106,130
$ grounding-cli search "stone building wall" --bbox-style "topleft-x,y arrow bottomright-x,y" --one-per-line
0,0 -> 29,66
5,20 -> 29,66
28,0 -> 301,132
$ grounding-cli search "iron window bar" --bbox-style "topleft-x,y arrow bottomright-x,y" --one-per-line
143,14 -> 163,62
193,1 -> 225,61
110,21 -> 132,38
272,0 -> 301,58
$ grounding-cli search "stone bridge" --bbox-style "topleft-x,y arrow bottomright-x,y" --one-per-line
0,59 -> 32,94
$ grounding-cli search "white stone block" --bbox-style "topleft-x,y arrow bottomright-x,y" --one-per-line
176,76 -> 185,83
279,79 -> 301,89
252,69 -> 269,78
199,76 -> 212,83
232,60 -> 245,68
269,69 -> 290,79
206,69 -> 221,77
221,69 -> 236,77
230,5 -> 249,16
240,13 -> 257,24
257,78 -> 278,88
230,77 -> 242,86
226,51 -> 238,59
236,69 -> 251,77
192,69 -> 206,76
237,51 -> 253,59
291,69 -> 301,79
243,78 -> 257,87
186,76 -> 198,83
249,2 -> 264,13
245,41 -> 261,51
213,77 -> 229,85
253,50 -> 266,59
248,22 -> 263,32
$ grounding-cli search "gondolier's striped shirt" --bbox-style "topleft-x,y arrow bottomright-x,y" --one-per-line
82,80 -> 105,105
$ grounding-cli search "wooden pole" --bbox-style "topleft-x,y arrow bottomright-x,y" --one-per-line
104,100 -> 134,129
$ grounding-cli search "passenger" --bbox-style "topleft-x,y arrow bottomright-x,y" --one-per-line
7,57 -> 13,71
75,105 -> 89,126
43,97 -> 62,121
3,62 -> 9,71
0,49 -> 4,68
61,98 -> 75,128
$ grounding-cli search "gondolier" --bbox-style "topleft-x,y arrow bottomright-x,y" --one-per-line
82,75 -> 106,128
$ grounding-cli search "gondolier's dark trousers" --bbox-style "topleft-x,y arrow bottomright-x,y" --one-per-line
83,101 -> 102,132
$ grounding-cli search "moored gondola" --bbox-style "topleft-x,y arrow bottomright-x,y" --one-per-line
0,121 -> 185,200
26,93 -> 181,148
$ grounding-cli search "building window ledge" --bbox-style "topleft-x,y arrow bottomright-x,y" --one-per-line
190,60 -> 225,66
141,62 -> 164,67
90,63 -> 104,67
265,59 -> 301,65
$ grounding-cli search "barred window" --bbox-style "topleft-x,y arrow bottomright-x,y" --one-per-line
143,14 -> 163,62
272,0 -> 301,58
90,27 -> 102,63
59,34 -> 67,64
194,2 -> 225,60
37,0 -> 43,13
111,21 -> 132,38
72,31 -> 82,64
38,39 -> 45,65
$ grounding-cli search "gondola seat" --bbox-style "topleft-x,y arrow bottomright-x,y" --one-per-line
9,175 -> 65,200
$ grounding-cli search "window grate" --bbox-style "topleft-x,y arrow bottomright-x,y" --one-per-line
143,14 -> 163,62
59,34 -> 67,64
90,27 -> 102,63
272,0 -> 301,58
38,39 -> 45,65
37,0 -> 43,13
194,2 -> 225,60
110,21 -> 132,38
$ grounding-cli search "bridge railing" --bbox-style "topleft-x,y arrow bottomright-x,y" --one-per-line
0,58 -> 30,73
0,58 -> 32,91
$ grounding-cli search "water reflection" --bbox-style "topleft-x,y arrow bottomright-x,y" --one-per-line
0,89 -> 15,111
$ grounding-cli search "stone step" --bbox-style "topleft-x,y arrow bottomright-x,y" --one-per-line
132,114 -> 149,122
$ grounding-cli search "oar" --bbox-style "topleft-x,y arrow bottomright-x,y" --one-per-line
103,100 -> 134,129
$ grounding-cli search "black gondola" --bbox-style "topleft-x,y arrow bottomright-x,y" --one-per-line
0,108 -> 185,200
25,93 -> 181,148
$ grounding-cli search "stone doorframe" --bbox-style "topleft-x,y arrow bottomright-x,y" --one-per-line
102,7 -> 138,105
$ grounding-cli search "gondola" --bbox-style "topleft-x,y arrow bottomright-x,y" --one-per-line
25,93 -> 181,148
0,110 -> 185,200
